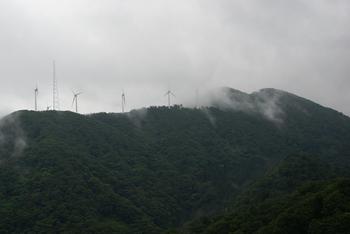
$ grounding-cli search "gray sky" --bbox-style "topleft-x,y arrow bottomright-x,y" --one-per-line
0,0 -> 349,115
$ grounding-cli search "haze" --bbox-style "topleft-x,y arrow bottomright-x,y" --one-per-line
0,0 -> 349,115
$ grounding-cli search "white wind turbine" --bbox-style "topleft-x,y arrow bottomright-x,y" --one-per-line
121,90 -> 126,113
164,90 -> 175,107
72,91 -> 83,113
34,85 -> 39,111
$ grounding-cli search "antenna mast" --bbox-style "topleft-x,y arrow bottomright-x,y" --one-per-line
52,60 -> 60,110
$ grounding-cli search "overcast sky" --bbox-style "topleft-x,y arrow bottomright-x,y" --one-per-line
0,0 -> 349,115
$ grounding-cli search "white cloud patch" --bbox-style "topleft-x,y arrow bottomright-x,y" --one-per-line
200,88 -> 285,123
0,112 -> 27,162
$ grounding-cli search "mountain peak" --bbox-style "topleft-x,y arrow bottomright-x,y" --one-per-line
1,88 -> 350,233
205,87 -> 289,122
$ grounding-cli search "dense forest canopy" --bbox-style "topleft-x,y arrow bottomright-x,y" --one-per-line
0,88 -> 350,233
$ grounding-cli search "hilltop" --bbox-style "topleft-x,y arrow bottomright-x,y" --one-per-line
0,88 -> 350,233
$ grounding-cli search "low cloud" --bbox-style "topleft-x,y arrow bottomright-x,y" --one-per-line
0,112 -> 27,163
198,87 -> 285,123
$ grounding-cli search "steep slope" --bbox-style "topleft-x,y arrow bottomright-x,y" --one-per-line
189,155 -> 350,234
0,88 -> 350,233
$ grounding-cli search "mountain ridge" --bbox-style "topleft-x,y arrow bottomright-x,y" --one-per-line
0,87 -> 350,233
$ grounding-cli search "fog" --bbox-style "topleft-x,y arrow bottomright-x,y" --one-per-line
0,113 -> 26,162
0,0 -> 349,115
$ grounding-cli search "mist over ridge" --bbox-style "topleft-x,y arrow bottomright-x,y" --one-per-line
1,0 -> 350,115
1,89 -> 350,233
1,1 -> 350,233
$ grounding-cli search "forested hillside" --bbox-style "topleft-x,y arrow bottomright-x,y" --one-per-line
0,88 -> 350,233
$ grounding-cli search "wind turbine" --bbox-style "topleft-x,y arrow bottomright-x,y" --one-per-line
52,60 -> 60,110
195,88 -> 199,108
165,90 -> 175,107
72,91 -> 83,113
121,90 -> 126,113
34,85 -> 39,111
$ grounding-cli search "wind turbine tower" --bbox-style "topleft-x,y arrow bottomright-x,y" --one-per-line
34,85 -> 38,111
121,90 -> 126,113
52,60 -> 60,110
195,89 -> 199,108
72,91 -> 82,113
165,90 -> 175,107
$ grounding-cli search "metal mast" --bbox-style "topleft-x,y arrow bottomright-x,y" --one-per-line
52,60 -> 60,110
